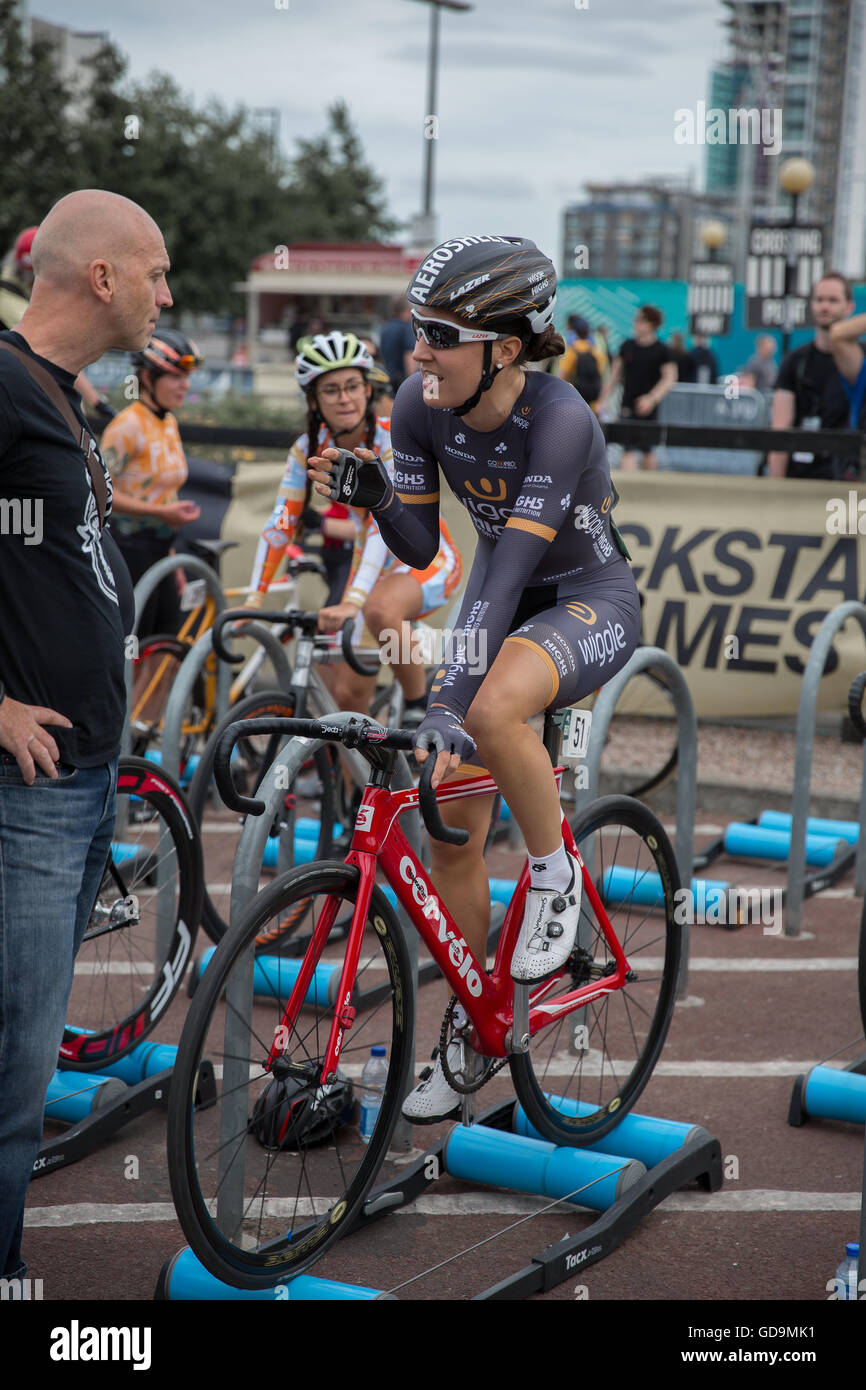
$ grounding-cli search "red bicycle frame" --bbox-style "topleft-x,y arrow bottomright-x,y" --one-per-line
267,768 -> 631,1085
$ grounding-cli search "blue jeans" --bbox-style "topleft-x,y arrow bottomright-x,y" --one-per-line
0,755 -> 117,1279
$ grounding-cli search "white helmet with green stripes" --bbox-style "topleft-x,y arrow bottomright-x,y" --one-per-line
294,331 -> 376,391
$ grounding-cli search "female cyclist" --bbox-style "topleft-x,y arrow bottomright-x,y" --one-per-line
309,236 -> 641,1122
242,331 -> 461,720
101,329 -> 202,637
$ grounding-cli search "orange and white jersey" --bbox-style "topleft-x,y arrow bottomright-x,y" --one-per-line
101,401 -> 187,538
343,510 -> 462,617
246,419 -> 391,601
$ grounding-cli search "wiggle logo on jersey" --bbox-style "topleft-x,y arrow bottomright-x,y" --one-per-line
465,477 -> 507,502
601,494 -> 612,514
565,601 -> 597,626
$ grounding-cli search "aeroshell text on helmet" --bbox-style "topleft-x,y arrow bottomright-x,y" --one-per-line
408,236 -> 514,304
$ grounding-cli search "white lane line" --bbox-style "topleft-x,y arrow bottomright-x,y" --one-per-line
24,1189 -> 862,1227
209,1058 -> 830,1081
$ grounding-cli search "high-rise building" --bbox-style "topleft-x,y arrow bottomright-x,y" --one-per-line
713,0 -> 866,279
562,178 -> 732,284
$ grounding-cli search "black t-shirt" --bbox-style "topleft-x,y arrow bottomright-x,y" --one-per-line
774,342 -> 858,427
0,330 -> 128,766
617,338 -> 673,410
774,341 -> 865,479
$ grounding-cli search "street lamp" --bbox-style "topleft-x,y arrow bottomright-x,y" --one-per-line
405,0 -> 473,252
700,219 -> 728,263
779,157 -> 815,354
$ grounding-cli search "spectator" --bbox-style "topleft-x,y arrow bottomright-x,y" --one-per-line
379,298 -> 415,396
0,223 -> 109,418
564,312 -> 581,347
289,312 -> 324,355
100,330 -> 203,638
827,306 -> 866,481
359,335 -> 394,414
668,332 -> 695,384
597,305 -> 677,470
0,226 -> 37,330
595,322 -> 615,366
558,316 -> 607,410
769,273 -> 859,479
0,189 -> 170,1292
742,335 -> 778,392
690,334 -> 719,385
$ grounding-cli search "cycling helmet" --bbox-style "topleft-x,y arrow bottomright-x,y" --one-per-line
135,329 -> 204,378
405,235 -> 557,415
14,226 -> 38,272
251,1065 -> 355,1150
295,331 -> 376,391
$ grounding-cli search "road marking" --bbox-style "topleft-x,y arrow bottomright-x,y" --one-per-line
24,1188 -> 862,1228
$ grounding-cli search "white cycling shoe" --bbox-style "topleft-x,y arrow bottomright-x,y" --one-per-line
510,855 -> 582,983
401,1041 -> 464,1125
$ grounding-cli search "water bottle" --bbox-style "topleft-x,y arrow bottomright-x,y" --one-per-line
833,1242 -> 860,1300
359,1045 -> 388,1145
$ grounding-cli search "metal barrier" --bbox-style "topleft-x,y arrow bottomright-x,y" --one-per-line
573,646 -> 697,999
656,383 -> 770,475
785,601 -> 866,937
159,621 -> 294,781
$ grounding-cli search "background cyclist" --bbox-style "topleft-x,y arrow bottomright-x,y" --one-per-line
242,330 -> 461,723
100,329 -> 202,637
309,236 -> 640,1122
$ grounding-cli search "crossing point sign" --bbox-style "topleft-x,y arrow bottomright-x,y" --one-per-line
745,224 -> 824,330
688,262 -> 734,336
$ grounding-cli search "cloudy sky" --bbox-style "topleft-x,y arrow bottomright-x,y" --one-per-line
25,0 -> 727,270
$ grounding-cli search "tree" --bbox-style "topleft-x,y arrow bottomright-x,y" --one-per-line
0,0 -> 77,252
0,7 -> 399,310
287,102 -> 399,243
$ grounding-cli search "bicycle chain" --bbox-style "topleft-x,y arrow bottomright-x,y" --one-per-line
437,995 -> 509,1095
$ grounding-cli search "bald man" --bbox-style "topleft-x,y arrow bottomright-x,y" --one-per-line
0,190 -> 172,1289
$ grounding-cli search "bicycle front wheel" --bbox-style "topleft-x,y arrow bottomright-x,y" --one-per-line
510,794 -> 681,1145
60,757 -> 202,1069
167,862 -> 414,1289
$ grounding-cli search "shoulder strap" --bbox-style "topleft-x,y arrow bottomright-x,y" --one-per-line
0,340 -> 108,527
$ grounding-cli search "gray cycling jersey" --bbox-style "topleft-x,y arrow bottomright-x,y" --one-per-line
375,370 -> 631,721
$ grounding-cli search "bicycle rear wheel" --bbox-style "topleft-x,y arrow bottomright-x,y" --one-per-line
188,690 -> 338,947
167,862 -> 413,1289
60,757 -> 202,1069
510,794 -> 681,1145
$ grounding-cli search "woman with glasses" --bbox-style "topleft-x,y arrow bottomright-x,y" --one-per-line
244,331 -> 461,721
101,329 -> 203,638
309,237 -> 640,1122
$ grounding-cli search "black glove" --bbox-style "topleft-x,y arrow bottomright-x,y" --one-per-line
413,708 -> 477,766
328,448 -> 393,510
300,507 -> 322,532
